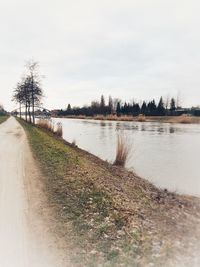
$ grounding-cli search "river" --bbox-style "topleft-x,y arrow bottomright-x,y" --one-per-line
52,118 -> 200,196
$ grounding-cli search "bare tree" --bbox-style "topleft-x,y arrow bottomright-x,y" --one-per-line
26,61 -> 43,124
176,91 -> 183,109
13,60 -> 43,124
164,94 -> 170,115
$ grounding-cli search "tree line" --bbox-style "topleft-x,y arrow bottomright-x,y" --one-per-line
57,95 -> 179,117
12,61 -> 43,124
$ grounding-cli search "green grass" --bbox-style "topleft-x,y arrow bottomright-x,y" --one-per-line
0,116 -> 9,124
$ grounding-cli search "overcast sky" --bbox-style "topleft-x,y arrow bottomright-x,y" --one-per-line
0,0 -> 200,110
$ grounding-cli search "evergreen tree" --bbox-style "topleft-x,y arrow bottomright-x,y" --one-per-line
170,98 -> 176,114
141,101 -> 147,115
100,95 -> 106,115
157,97 -> 165,116
116,102 -> 121,116
108,96 -> 113,114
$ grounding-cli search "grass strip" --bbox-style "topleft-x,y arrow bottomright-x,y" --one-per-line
0,116 -> 9,124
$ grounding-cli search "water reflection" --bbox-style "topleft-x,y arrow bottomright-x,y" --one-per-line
53,118 -> 200,196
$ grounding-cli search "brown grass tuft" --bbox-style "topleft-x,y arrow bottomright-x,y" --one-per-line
113,134 -> 130,167
170,115 -> 195,124
71,139 -> 77,147
37,119 -> 63,137
55,122 -> 63,137
37,119 -> 55,132
137,114 -> 146,122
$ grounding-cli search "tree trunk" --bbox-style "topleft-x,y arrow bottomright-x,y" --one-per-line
28,105 -> 31,123
31,76 -> 35,125
19,103 -> 22,119
25,103 -> 27,122
32,100 -> 35,125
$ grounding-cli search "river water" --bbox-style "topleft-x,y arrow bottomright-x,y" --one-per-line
52,118 -> 200,196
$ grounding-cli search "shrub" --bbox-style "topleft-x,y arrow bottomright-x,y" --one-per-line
56,122 -> 63,137
37,119 -> 63,137
37,119 -> 54,132
137,114 -> 146,122
113,134 -> 130,167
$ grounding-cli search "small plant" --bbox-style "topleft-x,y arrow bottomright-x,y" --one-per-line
37,119 -> 54,132
113,134 -> 130,167
72,139 -> 77,147
137,114 -> 146,122
176,115 -> 193,124
55,122 -> 63,137
37,119 -> 63,137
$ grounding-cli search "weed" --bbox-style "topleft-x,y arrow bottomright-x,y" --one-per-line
113,134 -> 130,167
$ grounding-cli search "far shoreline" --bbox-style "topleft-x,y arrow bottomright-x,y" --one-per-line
52,114 -> 200,124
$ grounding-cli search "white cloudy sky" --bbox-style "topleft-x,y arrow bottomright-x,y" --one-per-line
0,0 -> 200,110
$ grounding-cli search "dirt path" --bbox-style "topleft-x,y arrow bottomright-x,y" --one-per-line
0,117 -> 67,267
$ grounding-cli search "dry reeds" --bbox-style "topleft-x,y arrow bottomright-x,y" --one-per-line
93,114 -> 147,122
37,119 -> 54,132
170,115 -> 194,124
113,134 -> 130,167
56,122 -> 63,137
71,139 -> 77,147
37,119 -> 63,137
137,114 -> 146,122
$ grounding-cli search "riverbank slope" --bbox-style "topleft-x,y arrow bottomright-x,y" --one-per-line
19,118 -> 200,267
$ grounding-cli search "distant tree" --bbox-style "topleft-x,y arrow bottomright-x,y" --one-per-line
132,102 -> 140,115
157,97 -> 165,116
13,60 -> 43,124
91,100 -> 100,115
116,101 -> 121,116
176,92 -> 182,109
100,95 -> 106,115
108,96 -> 113,114
147,99 -> 157,116
122,102 -> 128,115
170,98 -> 176,114
26,61 -> 43,124
141,101 -> 147,115
67,104 -> 72,115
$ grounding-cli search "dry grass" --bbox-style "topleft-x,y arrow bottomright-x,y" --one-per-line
169,115 -> 198,124
71,139 -> 77,147
113,134 -> 130,167
37,119 -> 63,137
56,122 -> 63,137
137,114 -> 146,122
95,115 -> 136,121
37,119 -> 55,132
65,114 -> 147,122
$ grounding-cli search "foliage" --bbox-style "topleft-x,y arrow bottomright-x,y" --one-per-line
55,95 -> 182,117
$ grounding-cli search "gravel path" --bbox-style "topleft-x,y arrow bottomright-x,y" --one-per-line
0,117 -> 66,267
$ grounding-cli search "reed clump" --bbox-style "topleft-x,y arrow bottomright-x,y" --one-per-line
71,139 -> 77,147
56,122 -> 63,137
37,119 -> 54,132
170,115 -> 194,124
37,119 -> 63,137
113,134 -> 130,167
137,114 -> 146,122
